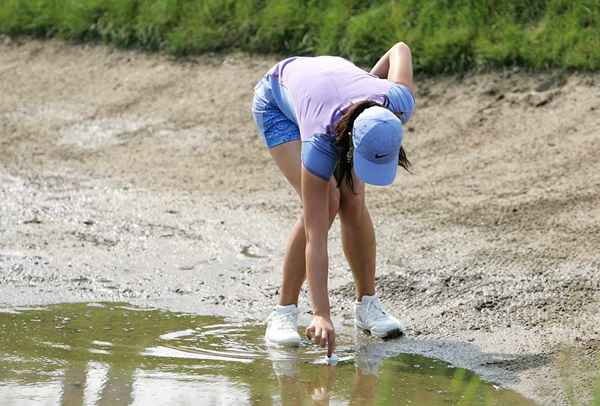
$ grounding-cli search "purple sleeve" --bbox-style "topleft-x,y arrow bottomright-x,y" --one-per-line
386,84 -> 415,124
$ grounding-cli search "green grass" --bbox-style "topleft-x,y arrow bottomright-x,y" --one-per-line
1,0 -> 599,73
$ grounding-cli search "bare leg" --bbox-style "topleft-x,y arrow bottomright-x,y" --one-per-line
269,141 -> 339,306
279,216 -> 306,305
338,174 -> 376,300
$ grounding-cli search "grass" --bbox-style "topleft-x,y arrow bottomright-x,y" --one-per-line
0,0 -> 599,73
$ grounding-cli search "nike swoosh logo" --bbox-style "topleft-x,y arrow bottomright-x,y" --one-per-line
375,153 -> 389,159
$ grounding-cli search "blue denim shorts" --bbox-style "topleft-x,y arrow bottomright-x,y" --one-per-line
251,76 -> 301,149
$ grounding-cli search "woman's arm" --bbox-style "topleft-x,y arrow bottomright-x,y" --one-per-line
370,42 -> 416,95
369,46 -> 393,79
301,165 -> 336,356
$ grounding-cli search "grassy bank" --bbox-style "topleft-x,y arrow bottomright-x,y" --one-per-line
0,0 -> 599,73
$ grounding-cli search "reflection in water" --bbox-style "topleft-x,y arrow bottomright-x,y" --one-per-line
0,303 -> 536,405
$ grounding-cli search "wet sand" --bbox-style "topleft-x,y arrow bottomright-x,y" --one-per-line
0,39 -> 599,405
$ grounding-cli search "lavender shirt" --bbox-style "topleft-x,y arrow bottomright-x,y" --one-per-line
268,56 -> 415,180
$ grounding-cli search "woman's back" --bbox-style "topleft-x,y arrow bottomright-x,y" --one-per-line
268,56 -> 395,140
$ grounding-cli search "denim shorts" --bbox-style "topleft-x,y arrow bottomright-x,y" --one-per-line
251,75 -> 301,149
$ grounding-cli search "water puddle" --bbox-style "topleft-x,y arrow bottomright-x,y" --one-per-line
0,303 -> 536,405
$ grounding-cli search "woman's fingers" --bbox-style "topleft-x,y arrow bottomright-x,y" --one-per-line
306,317 -> 336,355
327,330 -> 336,358
320,329 -> 328,347
311,327 -> 328,348
314,327 -> 322,345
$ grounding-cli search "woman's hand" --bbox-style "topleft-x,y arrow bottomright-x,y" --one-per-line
305,315 -> 336,357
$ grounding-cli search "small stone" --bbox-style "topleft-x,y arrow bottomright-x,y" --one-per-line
481,86 -> 499,96
178,265 -> 194,271
535,74 -> 567,92
23,218 -> 42,224
523,91 -> 558,108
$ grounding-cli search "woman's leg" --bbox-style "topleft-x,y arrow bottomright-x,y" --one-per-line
338,174 -> 376,299
269,141 -> 305,306
269,141 -> 339,305
278,216 -> 307,305
339,173 -> 403,338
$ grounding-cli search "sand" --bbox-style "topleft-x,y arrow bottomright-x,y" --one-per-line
1,38 -> 599,405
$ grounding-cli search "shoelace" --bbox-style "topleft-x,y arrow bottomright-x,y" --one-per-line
367,299 -> 390,321
268,310 -> 296,329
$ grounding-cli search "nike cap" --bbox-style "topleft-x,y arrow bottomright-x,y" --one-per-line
352,106 -> 403,186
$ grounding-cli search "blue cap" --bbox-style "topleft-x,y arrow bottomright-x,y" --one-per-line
352,106 -> 403,186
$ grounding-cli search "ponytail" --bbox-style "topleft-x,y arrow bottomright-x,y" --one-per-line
334,101 -> 411,191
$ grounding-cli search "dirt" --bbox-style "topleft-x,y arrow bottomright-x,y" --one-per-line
0,39 -> 599,405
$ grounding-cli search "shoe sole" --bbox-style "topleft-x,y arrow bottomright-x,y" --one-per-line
360,328 -> 404,340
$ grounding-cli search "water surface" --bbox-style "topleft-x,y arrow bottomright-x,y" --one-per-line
0,303 -> 536,405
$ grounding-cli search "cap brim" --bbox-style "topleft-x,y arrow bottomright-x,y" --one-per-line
353,153 -> 398,186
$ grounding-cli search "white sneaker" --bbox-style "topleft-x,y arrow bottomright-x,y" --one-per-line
265,304 -> 301,346
355,295 -> 404,339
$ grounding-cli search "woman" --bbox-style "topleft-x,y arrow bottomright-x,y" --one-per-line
252,42 -> 416,357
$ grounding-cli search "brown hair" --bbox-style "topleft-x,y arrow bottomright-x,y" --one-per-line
334,100 -> 411,191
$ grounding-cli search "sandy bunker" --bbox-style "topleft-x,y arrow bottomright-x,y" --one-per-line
0,39 -> 599,405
